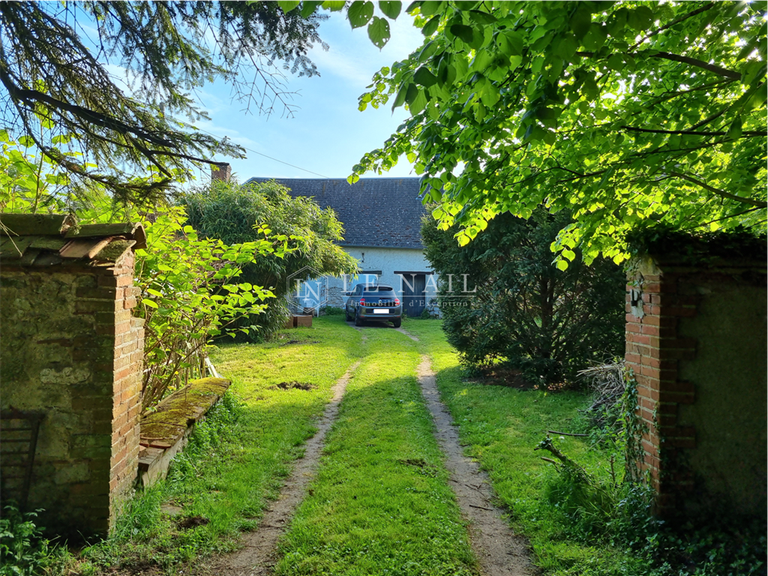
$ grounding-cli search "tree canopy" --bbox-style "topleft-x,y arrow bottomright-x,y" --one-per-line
181,178 -> 358,340
335,1 -> 767,265
0,2 -> 326,203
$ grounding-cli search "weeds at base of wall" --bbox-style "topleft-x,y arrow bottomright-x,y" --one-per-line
543,373 -> 767,576
0,505 -> 70,576
74,391 -> 244,574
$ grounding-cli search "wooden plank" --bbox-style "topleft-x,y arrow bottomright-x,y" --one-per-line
29,237 -> 68,251
0,214 -> 75,236
0,236 -> 33,259
59,239 -> 103,259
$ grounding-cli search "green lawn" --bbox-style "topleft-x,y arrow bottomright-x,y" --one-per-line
76,316 -> 640,575
275,324 -> 477,576
79,318 -> 364,573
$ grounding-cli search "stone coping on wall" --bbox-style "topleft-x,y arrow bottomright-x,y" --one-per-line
138,377 -> 231,487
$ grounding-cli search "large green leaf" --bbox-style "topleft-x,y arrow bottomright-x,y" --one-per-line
420,1 -> 444,17
322,0 -> 346,10
422,15 -> 441,36
378,1 -> 402,19
500,30 -> 524,55
405,83 -> 419,106
569,7 -> 592,39
468,10 -> 496,25
409,89 -> 428,114
368,16 -> 391,48
392,82 -> 410,110
277,0 -> 301,12
301,1 -> 323,17
414,66 -> 438,87
349,1 -> 374,28
450,24 -> 475,44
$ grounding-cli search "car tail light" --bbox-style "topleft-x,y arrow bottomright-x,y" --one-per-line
395,298 -> 400,306
359,298 -> 365,306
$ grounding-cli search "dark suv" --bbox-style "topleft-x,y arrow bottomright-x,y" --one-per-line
345,284 -> 402,327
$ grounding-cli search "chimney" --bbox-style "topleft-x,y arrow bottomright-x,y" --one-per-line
211,163 -> 231,183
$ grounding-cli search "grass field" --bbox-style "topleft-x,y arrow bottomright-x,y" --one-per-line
78,318 -> 364,573
70,316 -> 718,576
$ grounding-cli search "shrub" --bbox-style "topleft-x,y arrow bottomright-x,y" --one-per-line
321,306 -> 344,316
422,208 -> 626,383
180,180 -> 357,341
134,207 -> 280,407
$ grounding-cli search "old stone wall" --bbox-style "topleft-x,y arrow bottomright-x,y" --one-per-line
0,250 -> 143,537
675,269 -> 766,517
626,255 -> 766,519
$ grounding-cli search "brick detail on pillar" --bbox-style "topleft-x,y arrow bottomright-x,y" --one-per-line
106,250 -> 144,527
55,250 -> 144,534
625,267 -> 698,516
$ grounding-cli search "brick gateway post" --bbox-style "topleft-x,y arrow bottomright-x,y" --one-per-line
0,214 -> 146,537
625,238 -> 766,520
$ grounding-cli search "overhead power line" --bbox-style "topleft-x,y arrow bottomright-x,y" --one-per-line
242,147 -> 331,179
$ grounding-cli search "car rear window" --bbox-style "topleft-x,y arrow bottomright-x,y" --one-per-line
363,288 -> 395,297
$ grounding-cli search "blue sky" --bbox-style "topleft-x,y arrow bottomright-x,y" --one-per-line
190,12 -> 425,183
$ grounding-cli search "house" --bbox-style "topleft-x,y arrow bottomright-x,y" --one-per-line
245,177 -> 437,317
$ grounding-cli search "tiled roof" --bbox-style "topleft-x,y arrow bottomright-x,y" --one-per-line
245,177 -> 427,250
0,213 -> 146,267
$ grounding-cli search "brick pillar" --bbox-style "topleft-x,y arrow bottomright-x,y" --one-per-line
625,256 -> 698,515
106,250 -> 144,525
71,250 -> 143,534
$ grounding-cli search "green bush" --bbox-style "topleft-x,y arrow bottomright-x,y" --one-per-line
422,208 -> 626,383
134,208 -> 278,407
321,306 -> 344,316
180,180 -> 357,341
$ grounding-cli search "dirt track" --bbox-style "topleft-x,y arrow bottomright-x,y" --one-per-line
202,326 -> 534,575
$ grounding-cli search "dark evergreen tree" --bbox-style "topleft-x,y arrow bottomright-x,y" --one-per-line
422,208 -> 626,383
0,2 -> 326,203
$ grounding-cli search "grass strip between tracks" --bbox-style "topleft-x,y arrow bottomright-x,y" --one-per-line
275,325 -> 478,576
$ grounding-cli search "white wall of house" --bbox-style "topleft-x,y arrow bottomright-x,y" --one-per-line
324,246 -> 438,309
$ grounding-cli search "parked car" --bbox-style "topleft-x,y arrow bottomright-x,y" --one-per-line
344,284 -> 402,327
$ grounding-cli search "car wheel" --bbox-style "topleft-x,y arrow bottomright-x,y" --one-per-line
392,318 -> 401,328
345,308 -> 352,322
354,310 -> 363,327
